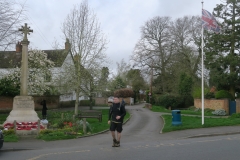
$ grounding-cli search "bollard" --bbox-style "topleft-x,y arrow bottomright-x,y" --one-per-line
14,120 -> 16,133
83,118 -> 86,134
37,119 -> 40,135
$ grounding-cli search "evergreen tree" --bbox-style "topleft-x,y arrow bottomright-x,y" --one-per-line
205,0 -> 240,97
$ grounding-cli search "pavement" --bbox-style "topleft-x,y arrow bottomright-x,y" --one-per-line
2,103 -> 240,150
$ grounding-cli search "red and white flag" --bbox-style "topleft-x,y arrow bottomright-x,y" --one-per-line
202,9 -> 220,33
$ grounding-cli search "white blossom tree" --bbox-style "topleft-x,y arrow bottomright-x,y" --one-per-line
2,49 -> 54,95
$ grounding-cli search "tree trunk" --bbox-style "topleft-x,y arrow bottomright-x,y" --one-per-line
89,95 -> 93,110
75,88 -> 80,115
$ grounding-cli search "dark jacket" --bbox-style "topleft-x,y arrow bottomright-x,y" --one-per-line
108,102 -> 126,123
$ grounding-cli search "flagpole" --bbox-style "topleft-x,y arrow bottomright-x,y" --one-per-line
201,1 -> 204,125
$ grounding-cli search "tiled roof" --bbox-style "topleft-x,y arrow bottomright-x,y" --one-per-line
0,49 -> 69,68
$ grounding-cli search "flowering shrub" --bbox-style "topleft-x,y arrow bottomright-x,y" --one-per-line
212,109 -> 226,116
0,49 -> 55,96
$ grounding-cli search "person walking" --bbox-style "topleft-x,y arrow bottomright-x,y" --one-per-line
41,100 -> 48,119
108,96 -> 126,147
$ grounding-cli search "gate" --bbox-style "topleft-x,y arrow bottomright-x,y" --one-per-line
229,101 -> 236,115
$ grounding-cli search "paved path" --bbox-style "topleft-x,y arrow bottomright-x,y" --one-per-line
1,104 -> 240,160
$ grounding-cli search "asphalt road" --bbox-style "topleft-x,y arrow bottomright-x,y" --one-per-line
1,104 -> 240,160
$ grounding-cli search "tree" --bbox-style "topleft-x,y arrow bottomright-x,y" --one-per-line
0,0 -> 26,50
170,16 -> 202,80
178,73 -> 193,96
98,67 -> 110,97
111,75 -> 126,90
132,16 -> 173,93
116,59 -> 131,79
0,49 -> 54,96
126,69 -> 146,102
132,15 -> 205,95
114,88 -> 134,98
62,1 -> 108,114
205,0 -> 240,97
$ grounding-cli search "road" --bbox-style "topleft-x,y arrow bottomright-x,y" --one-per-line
1,104 -> 240,160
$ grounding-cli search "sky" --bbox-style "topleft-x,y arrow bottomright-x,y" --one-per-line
19,0 -> 221,72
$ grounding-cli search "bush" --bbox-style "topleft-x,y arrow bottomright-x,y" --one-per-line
155,94 -> 184,109
146,90 -> 150,103
193,88 -> 210,99
204,92 -> 215,99
0,77 -> 20,96
79,100 -> 95,106
212,109 -> 226,116
59,100 -> 75,108
182,95 -> 194,108
114,88 -> 134,98
178,73 -> 193,96
3,129 -> 15,135
215,90 -> 234,100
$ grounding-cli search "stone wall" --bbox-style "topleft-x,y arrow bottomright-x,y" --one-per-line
0,96 -> 59,111
194,99 -> 229,114
0,96 -> 13,110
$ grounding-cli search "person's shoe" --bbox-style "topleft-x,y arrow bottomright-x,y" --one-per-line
115,141 -> 120,147
112,139 -> 117,147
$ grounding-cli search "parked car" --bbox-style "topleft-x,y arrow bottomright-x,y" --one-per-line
108,96 -> 114,103
0,129 -> 3,149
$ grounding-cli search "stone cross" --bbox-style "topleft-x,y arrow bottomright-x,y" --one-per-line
19,23 -> 33,42
18,23 -> 33,96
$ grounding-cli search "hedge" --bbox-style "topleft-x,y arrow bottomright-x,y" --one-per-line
154,94 -> 184,109
215,90 -> 234,100
79,100 -> 95,106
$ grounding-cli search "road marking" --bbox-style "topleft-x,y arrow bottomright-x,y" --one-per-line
27,150 -> 90,160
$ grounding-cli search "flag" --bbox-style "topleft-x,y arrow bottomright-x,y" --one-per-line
202,9 -> 220,33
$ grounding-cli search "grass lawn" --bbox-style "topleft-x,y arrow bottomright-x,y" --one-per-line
0,113 -> 8,124
151,105 -> 213,116
162,115 -> 240,133
3,134 -> 19,142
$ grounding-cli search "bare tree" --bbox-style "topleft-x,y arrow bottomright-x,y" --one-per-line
170,16 -> 202,79
0,0 -> 26,50
132,16 -> 173,93
62,0 -> 108,114
116,59 -> 131,79
132,15 -> 203,94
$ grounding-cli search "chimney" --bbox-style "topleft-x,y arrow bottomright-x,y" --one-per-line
16,42 -> 22,53
65,38 -> 70,51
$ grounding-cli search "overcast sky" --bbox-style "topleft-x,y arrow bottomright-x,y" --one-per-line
20,0 -> 221,72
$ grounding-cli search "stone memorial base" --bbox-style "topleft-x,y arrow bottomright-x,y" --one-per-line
4,96 -> 40,133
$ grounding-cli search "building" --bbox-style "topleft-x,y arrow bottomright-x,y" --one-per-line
0,39 -> 88,101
